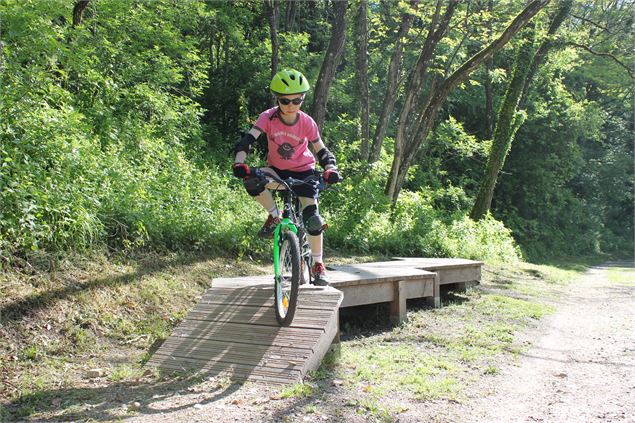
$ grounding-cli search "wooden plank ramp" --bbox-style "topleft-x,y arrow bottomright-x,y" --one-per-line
147,285 -> 343,385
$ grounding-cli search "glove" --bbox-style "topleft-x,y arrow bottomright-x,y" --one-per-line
232,163 -> 251,179
323,169 -> 342,184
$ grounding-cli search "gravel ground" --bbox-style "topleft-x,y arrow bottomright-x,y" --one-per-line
123,262 -> 635,423
453,261 -> 635,423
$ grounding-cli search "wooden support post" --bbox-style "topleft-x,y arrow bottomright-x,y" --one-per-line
389,280 -> 407,324
334,309 -> 341,344
330,310 -> 341,357
454,280 -> 478,292
426,272 -> 441,308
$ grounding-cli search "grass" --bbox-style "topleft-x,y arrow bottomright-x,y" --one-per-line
332,288 -> 554,404
1,249 -> 595,421
607,267 -> 635,285
0,249 -> 270,420
277,382 -> 317,399
293,258 -> 585,420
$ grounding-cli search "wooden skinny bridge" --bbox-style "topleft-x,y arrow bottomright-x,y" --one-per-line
147,258 -> 482,385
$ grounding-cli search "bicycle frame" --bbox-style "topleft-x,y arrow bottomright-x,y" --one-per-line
259,170 -> 327,325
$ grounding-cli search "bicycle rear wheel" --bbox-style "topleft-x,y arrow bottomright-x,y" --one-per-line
275,231 -> 301,326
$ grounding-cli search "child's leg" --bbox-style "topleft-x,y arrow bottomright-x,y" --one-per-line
254,190 -> 279,218
250,167 -> 280,217
299,197 -> 323,263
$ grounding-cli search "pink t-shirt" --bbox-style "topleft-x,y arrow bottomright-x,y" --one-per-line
254,107 -> 319,171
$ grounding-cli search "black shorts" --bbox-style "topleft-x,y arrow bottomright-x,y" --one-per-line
270,167 -> 319,199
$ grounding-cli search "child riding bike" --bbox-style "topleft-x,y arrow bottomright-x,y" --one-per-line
232,69 -> 342,286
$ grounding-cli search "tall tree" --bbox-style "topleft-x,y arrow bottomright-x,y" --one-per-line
311,0 -> 348,132
520,0 -> 574,108
386,0 -> 461,198
385,0 -> 550,202
265,0 -> 279,78
284,0 -> 297,32
484,0 -> 495,139
471,0 -> 573,220
356,0 -> 370,161
369,0 -> 418,163
265,0 -> 279,107
471,26 -> 536,220
72,0 -> 90,27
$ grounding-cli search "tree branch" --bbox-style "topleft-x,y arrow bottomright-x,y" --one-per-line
570,13 -> 612,34
569,42 -> 634,79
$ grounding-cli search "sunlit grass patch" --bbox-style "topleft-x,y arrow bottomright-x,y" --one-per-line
338,342 -> 461,400
481,295 -> 554,320
277,382 -> 316,399
352,396 -> 394,422
607,267 -> 635,285
332,263 -> 561,405
109,364 -> 146,382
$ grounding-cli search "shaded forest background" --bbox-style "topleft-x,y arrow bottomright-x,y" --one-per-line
1,0 -> 633,266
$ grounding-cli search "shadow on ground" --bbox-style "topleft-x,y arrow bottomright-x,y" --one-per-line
4,370 -> 245,421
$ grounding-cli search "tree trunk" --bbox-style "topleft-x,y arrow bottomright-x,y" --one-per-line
311,0 -> 348,132
265,0 -> 279,78
484,0 -> 495,139
470,26 -> 536,220
265,0 -> 280,107
369,0 -> 418,163
471,0 -> 573,220
72,1 -> 90,27
519,0 -> 573,108
386,0 -> 458,198
356,0 -> 370,161
284,0 -> 296,32
386,0 -> 551,202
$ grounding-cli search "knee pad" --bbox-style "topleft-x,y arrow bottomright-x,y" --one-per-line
302,204 -> 326,236
243,175 -> 266,197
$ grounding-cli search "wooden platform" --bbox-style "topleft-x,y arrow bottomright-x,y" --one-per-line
147,258 -> 482,385
363,257 -> 483,290
147,285 -> 343,384
327,263 -> 438,321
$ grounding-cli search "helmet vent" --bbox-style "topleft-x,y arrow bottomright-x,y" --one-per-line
299,76 -> 304,85
289,73 -> 296,80
281,78 -> 289,86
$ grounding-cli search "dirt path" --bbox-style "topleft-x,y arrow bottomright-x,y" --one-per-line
450,262 -> 635,423
119,262 -> 635,423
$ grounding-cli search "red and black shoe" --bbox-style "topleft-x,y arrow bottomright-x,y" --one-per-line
257,215 -> 281,239
311,262 -> 330,286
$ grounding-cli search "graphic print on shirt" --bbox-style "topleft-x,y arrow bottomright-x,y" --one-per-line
272,130 -> 302,161
278,143 -> 295,160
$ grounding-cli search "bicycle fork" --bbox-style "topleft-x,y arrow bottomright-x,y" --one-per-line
273,219 -> 298,279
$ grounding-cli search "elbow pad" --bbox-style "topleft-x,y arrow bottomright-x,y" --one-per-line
233,132 -> 256,156
316,147 -> 336,169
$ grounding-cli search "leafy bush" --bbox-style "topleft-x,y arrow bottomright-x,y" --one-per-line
0,0 -> 263,263
321,157 -> 520,262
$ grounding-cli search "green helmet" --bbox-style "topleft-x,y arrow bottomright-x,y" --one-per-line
270,69 -> 310,95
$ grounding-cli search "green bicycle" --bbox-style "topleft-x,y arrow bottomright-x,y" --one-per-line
255,169 -> 327,326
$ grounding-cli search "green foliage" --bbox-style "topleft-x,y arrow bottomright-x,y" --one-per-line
320,149 -> 520,262
0,0 -> 631,265
495,38 -> 633,259
0,0 -> 262,262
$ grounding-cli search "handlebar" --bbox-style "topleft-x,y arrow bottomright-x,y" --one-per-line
256,169 -> 327,192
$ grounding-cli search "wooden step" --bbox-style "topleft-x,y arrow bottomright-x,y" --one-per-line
147,286 -> 343,384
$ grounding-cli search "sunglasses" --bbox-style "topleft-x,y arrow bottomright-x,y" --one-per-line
277,96 -> 305,105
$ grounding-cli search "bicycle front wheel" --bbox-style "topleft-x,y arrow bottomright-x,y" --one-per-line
274,231 -> 301,326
